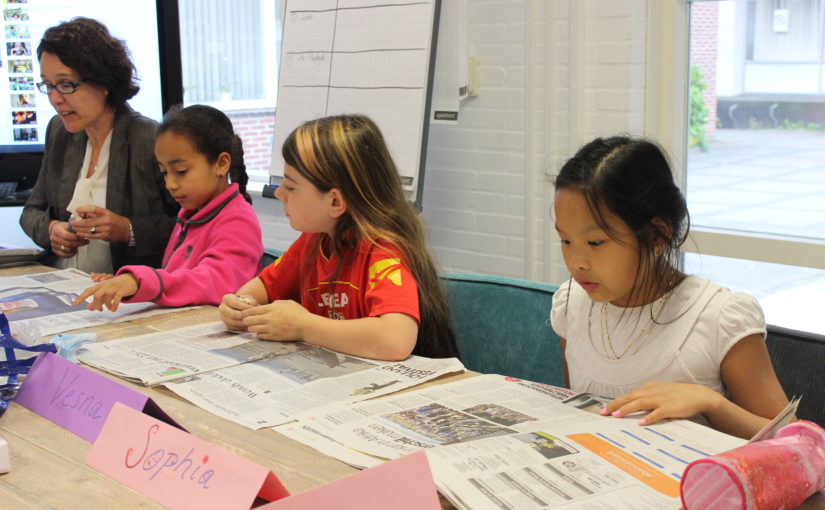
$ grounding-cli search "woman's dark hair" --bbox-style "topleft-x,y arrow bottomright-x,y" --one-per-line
159,104 -> 251,203
282,114 -> 457,358
37,17 -> 139,108
554,136 -> 689,306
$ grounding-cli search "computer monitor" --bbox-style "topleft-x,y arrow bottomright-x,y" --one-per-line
1,0 -> 171,203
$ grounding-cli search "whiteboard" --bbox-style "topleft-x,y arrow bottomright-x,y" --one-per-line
269,0 -> 440,204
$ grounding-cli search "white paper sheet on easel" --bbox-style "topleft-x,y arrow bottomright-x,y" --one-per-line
271,0 -> 439,194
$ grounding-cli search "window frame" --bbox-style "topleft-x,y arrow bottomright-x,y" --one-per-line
646,0 -> 825,270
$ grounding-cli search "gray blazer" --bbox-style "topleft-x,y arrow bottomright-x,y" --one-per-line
19,104 -> 178,270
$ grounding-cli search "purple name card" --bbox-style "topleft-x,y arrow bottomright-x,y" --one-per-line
14,352 -> 183,442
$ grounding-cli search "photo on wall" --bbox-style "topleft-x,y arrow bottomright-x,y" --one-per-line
4,24 -> 30,39
3,6 -> 28,21
8,76 -> 33,90
10,93 -> 34,107
11,110 -> 35,125
6,41 -> 31,56
13,127 -> 37,142
9,58 -> 32,73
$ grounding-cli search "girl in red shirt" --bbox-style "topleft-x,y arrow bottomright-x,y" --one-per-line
220,115 -> 456,361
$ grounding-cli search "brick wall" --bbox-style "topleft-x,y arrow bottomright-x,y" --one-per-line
226,109 -> 276,182
689,2 -> 718,136
251,0 -> 652,284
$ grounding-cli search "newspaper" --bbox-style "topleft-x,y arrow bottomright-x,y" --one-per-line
275,374 -> 745,509
163,349 -> 465,429
0,268 -> 195,336
0,243 -> 41,268
78,321 -> 303,385
78,320 -> 466,429
748,396 -> 800,443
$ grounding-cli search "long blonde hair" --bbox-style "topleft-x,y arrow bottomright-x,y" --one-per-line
282,115 -> 457,358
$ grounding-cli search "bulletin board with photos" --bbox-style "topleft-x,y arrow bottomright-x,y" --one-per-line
0,0 -> 164,153
2,0 -> 39,147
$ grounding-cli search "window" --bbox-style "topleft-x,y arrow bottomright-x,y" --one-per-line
682,0 -> 825,333
178,0 -> 283,185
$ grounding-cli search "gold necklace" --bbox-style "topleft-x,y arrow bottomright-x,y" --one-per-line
600,296 -> 668,360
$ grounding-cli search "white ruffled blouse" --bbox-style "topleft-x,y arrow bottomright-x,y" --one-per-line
550,276 -> 766,399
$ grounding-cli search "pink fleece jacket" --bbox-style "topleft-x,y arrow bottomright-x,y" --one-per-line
117,183 -> 262,306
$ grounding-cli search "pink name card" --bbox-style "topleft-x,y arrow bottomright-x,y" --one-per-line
258,451 -> 440,510
14,352 -> 183,442
87,403 -> 289,510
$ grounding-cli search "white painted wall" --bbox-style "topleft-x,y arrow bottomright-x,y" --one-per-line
254,0 -> 653,285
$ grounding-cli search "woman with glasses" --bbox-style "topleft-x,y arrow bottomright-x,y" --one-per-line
20,17 -> 177,273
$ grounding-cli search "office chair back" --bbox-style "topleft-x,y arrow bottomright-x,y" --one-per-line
765,324 -> 825,428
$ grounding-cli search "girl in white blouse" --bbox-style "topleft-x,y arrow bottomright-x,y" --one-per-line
550,136 -> 788,439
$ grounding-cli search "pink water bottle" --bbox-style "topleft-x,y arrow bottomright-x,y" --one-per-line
680,420 -> 825,510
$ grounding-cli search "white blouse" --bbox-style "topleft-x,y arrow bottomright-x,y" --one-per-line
57,132 -> 114,274
550,276 -> 766,398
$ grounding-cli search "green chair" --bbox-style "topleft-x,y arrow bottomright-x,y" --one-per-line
441,273 -> 564,387
260,248 -> 283,269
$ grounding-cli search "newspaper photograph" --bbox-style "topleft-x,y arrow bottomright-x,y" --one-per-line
0,268 -> 193,335
275,374 -> 745,509
78,321 -> 305,385
274,374 -> 583,462
163,350 -> 465,429
427,417 -> 745,510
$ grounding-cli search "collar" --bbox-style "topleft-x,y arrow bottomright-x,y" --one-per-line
176,183 -> 240,226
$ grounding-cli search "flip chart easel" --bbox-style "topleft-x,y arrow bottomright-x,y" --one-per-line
269,0 -> 441,206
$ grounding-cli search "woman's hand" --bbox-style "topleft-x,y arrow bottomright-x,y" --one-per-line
219,294 -> 258,330
600,382 -> 723,426
242,300 -> 311,341
70,205 -> 131,243
48,220 -> 88,257
73,273 -> 139,312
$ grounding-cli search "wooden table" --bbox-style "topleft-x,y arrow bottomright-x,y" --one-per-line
0,264 -> 823,509
0,265 -> 465,508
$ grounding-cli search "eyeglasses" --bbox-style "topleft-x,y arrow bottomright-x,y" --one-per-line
36,80 -> 86,95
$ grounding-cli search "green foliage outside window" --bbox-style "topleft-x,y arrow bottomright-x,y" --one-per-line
689,65 -> 710,151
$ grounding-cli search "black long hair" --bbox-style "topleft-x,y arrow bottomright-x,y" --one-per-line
555,136 -> 689,307
159,104 -> 251,203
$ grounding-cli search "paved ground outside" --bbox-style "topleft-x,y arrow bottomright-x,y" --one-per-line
685,128 -> 825,334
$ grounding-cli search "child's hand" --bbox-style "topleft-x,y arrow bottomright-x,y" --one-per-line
219,294 -> 258,330
242,300 -> 310,341
90,272 -> 115,282
73,273 -> 139,312
600,382 -> 723,426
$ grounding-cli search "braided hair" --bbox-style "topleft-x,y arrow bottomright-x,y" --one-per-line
158,104 -> 251,203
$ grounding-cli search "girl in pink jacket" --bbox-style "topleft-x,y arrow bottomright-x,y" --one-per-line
75,105 -> 262,310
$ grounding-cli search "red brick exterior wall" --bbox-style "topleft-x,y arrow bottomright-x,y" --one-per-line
689,2 -> 718,136
227,109 -> 276,183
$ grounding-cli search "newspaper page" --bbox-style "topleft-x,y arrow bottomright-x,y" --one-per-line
163,351 -> 465,429
0,243 -> 41,267
275,374 -> 579,464
78,321 -> 305,385
0,268 -> 195,335
427,416 -> 743,510
275,374 -> 745,509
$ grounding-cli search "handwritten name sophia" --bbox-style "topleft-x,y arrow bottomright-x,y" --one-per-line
125,424 -> 215,488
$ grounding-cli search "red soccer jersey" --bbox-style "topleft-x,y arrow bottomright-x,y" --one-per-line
258,232 -> 420,323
